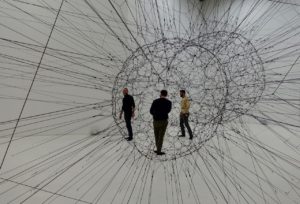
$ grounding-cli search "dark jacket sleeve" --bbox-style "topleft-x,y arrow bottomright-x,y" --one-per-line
131,96 -> 135,109
150,100 -> 155,115
167,101 -> 172,113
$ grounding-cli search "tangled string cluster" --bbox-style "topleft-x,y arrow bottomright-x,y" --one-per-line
113,30 -> 265,161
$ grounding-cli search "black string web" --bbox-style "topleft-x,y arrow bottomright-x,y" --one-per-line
113,31 -> 265,161
0,0 -> 299,203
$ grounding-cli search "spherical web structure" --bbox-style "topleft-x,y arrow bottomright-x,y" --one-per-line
0,0 -> 299,203
113,31 -> 265,161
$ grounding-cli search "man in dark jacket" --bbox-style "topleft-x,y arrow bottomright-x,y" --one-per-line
119,88 -> 135,141
150,90 -> 172,155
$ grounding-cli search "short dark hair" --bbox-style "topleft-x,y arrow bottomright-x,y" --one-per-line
180,90 -> 186,94
161,90 -> 168,96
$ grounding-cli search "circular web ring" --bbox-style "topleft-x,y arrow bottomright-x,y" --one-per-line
112,31 -> 265,161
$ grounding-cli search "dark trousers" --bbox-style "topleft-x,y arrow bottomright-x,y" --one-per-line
180,113 -> 193,138
124,114 -> 133,138
153,120 -> 168,152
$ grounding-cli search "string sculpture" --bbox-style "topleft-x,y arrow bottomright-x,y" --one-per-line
0,0 -> 299,203
113,31 -> 265,161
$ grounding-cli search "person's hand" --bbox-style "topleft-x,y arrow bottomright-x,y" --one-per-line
119,113 -> 122,120
132,112 -> 135,118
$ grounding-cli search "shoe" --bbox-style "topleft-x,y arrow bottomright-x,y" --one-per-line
154,150 -> 165,155
125,137 -> 133,141
189,137 -> 193,140
179,135 -> 185,137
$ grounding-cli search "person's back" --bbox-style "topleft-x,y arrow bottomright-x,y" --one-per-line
150,98 -> 172,121
150,90 -> 172,155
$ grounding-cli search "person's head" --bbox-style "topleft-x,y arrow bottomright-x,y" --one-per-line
122,88 -> 129,95
160,90 -> 168,98
180,89 -> 186,97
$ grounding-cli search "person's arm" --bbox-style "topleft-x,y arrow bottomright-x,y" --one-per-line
131,96 -> 135,117
186,98 -> 190,110
167,101 -> 172,113
119,109 -> 123,119
150,100 -> 155,115
119,99 -> 124,119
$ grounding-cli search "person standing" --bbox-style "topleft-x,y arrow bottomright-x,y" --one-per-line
179,90 -> 193,139
150,90 -> 172,155
119,88 -> 135,141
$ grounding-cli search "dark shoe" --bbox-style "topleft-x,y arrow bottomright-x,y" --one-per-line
154,150 -> 165,155
125,137 -> 133,141
189,137 -> 193,140
179,135 -> 185,137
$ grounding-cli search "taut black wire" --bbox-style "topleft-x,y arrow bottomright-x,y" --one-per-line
0,0 -> 65,170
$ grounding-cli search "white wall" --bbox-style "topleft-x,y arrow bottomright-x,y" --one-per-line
0,0 -> 299,203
